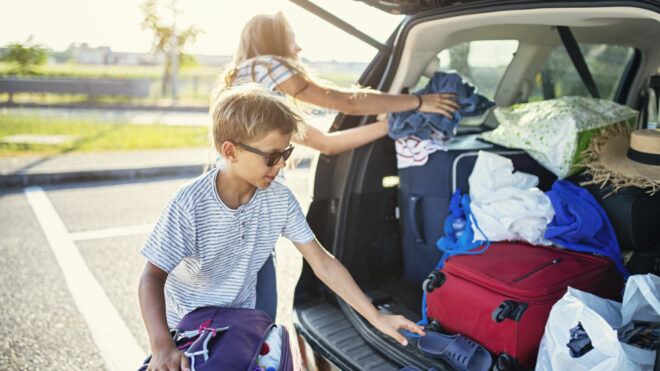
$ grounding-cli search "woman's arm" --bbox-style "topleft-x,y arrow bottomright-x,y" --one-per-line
295,118 -> 388,155
276,74 -> 460,117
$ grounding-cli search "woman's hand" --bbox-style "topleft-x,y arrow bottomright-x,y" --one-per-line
418,93 -> 461,118
147,343 -> 191,371
369,313 -> 426,346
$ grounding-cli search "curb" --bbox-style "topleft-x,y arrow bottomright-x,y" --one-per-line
0,165 -> 206,189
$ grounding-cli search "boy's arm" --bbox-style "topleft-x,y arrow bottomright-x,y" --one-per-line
294,238 -> 425,345
138,262 -> 190,371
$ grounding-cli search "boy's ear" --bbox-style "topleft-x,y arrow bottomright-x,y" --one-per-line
221,141 -> 239,162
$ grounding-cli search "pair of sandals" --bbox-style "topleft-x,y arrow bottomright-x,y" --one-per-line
401,332 -> 492,371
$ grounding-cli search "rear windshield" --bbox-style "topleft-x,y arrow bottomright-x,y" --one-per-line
415,41 -> 636,103
416,40 -> 519,99
528,44 -> 636,101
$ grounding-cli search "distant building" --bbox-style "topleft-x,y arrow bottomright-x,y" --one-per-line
69,43 -> 165,66
68,43 -> 231,67
73,43 -> 112,65
110,51 -> 164,66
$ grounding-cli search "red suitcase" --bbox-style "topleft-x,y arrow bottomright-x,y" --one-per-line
425,242 -> 624,368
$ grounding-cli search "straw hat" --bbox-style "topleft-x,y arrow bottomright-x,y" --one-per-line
578,124 -> 660,197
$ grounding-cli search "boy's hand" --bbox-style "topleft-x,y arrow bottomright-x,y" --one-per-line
371,313 -> 426,346
148,343 -> 191,371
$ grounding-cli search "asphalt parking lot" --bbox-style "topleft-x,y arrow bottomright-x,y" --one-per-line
0,166 -> 312,370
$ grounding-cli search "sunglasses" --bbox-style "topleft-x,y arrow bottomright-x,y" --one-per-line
232,141 -> 295,167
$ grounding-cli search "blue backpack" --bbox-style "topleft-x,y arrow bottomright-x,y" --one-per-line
139,306 -> 294,371
408,190 -> 491,336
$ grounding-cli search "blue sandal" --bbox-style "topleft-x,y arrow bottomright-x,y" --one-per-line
417,332 -> 492,371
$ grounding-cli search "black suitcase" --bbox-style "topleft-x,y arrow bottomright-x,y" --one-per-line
627,243 -> 660,275
580,183 -> 660,251
398,134 -> 557,285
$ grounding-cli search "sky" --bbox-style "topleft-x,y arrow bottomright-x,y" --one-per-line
0,0 -> 404,62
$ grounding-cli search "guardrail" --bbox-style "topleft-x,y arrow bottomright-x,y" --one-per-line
0,76 -> 151,103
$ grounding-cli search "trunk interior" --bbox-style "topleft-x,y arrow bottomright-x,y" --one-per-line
335,2 -> 660,325
295,3 -> 660,369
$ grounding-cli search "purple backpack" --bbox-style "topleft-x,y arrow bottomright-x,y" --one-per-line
139,306 -> 294,371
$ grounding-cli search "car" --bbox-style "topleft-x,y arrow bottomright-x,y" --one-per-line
290,1 -> 660,370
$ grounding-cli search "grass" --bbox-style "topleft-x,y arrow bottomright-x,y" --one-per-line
0,113 -> 210,157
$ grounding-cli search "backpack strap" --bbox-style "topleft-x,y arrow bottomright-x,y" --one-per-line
407,190 -> 492,338
177,319 -> 230,370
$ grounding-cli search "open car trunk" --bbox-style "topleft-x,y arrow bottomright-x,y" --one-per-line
293,1 -> 660,370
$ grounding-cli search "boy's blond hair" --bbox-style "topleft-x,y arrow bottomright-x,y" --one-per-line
210,84 -> 302,152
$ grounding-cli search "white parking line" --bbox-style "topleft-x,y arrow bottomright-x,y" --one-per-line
70,223 -> 154,241
24,186 -> 146,371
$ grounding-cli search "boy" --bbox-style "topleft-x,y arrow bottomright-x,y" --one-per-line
138,84 -> 425,370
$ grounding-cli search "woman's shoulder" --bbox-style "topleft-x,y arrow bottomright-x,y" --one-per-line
237,55 -> 290,70
234,55 -> 300,91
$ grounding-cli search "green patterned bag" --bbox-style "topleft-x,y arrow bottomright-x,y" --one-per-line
480,97 -> 637,178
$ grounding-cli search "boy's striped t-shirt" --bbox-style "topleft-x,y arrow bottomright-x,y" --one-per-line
140,169 -> 315,327
233,55 -> 297,94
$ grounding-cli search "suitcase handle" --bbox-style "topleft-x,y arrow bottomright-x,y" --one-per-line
409,195 -> 425,244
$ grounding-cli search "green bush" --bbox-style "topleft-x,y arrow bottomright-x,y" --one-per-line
1,38 -> 49,75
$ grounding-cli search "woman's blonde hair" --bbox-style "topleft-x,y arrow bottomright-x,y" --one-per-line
218,11 -> 311,92
210,84 -> 302,153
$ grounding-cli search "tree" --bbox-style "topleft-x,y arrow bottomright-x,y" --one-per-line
140,0 -> 203,100
448,43 -> 472,81
1,37 -> 49,75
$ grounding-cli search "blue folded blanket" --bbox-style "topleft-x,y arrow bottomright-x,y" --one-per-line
544,180 -> 630,279
388,72 -> 494,140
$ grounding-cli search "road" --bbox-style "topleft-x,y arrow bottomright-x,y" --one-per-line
0,166 -> 312,370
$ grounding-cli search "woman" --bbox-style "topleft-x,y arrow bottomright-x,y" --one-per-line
220,12 -> 460,155
218,12 -> 460,320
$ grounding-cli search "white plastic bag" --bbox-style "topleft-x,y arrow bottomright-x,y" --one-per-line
536,274 -> 660,371
468,151 -> 554,245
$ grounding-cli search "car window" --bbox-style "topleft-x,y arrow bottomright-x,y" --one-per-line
415,40 -> 519,99
528,44 -> 636,102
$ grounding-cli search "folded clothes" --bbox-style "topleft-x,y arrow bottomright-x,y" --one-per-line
388,72 -> 494,140
468,151 -> 555,245
394,133 -> 449,169
619,321 -> 660,350
567,322 -> 594,358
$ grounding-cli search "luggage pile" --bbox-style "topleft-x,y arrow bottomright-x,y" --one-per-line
396,95 -> 660,370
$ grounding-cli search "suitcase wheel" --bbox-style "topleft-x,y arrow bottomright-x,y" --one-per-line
491,300 -> 529,323
423,319 -> 444,333
422,271 -> 446,293
493,352 -> 522,371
